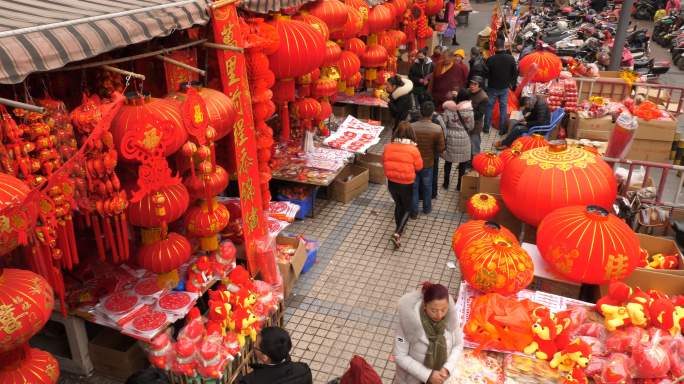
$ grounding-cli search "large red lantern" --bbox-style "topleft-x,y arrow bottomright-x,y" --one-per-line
0,174 -> 37,257
137,232 -> 192,274
361,44 -> 388,69
0,269 -> 54,353
367,4 -> 395,34
330,5 -> 364,40
511,134 -> 549,153
460,237 -> 534,295
466,193 -> 500,220
166,84 -> 236,140
473,152 -> 504,177
519,50 -> 563,83
499,148 -> 522,167
294,13 -> 330,40
537,205 -> 641,284
127,183 -> 190,227
111,94 -> 187,159
501,141 -> 617,226
305,0 -> 349,33
345,0 -> 370,36
0,346 -> 59,384
452,220 -> 519,261
185,198 -> 230,251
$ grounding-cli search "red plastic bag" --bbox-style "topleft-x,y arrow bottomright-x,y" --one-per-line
599,353 -> 633,384
576,322 -> 608,340
340,355 -> 382,384
632,330 -> 671,379
579,335 -> 608,357
668,338 -> 684,377
606,327 -> 646,354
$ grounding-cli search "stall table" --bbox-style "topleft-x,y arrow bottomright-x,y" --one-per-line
334,93 -> 388,123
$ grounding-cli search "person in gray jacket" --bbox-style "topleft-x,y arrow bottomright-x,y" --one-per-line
394,282 -> 463,384
441,97 -> 473,191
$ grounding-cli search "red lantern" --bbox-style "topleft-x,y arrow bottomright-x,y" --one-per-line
345,0 -> 370,36
127,183 -> 190,228
111,94 -> 187,159
183,165 -> 229,199
294,13 -> 330,40
466,193 -> 500,220
318,100 -> 333,123
0,174 -> 37,257
499,148 -> 522,167
0,269 -> 54,353
378,32 -> 398,54
0,346 -> 59,384
473,152 -> 504,177
166,84 -> 236,140
389,29 -> 407,46
519,50 -> 563,83
330,5 -> 364,40
312,77 -> 338,98
137,232 -> 191,274
537,205 -> 641,284
452,220 -> 519,261
501,141 -> 617,226
390,0 -> 408,21
323,41 -> 342,67
361,44 -> 388,69
185,199 -> 230,251
423,0 -> 444,16
367,4 -> 395,34
460,237 -> 534,295
337,51 -> 361,80
305,0 -> 349,33
344,38 -> 367,56
511,134 -> 549,153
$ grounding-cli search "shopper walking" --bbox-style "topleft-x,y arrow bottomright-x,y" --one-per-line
484,39 -> 518,135
431,49 -> 469,112
442,0 -> 460,46
383,122 -> 423,249
430,112 -> 447,200
385,75 -> 415,132
411,101 -> 445,217
462,76 -> 488,158
408,48 -> 435,105
238,327 -> 312,384
441,95 -> 473,191
394,282 -> 463,384
468,47 -> 488,84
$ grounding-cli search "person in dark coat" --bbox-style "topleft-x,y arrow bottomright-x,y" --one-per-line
239,327 -> 312,384
495,96 -> 551,149
468,47 -> 488,85
484,39 -> 518,135
408,48 -> 434,104
461,76 -> 488,159
385,75 -> 415,132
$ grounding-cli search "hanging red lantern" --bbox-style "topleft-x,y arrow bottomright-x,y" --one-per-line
344,72 -> 363,95
390,0 -> 408,21
323,41 -> 343,67
318,100 -> 333,124
137,232 -> 192,274
389,29 -> 407,46
452,220 -> 519,261
361,45 -> 388,75
337,51 -> 361,80
127,183 -> 190,228
183,164 -> 229,199
292,98 -> 322,131
0,269 -> 54,353
345,0 -> 370,36
519,50 -> 563,83
511,134 -> 549,153
499,148 -> 522,167
344,38 -> 367,56
473,152 -> 504,177
0,346 -> 59,384
305,0 -> 349,33
165,83 -> 236,140
537,205 -> 641,284
185,199 -> 230,251
330,5 -> 364,40
293,13 -> 330,40
501,141 -> 617,226
378,32 -> 398,54
111,94 -> 187,159
367,4 -> 395,34
312,77 -> 339,98
460,237 -> 534,295
423,0 -> 444,16
466,193 -> 500,220
0,173 -> 37,257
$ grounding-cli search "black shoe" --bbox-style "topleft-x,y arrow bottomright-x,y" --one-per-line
432,194 -> 438,200
410,213 -> 418,220
453,41 -> 460,46
442,183 -> 449,190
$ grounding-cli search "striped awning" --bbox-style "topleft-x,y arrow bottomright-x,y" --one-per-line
238,0 -> 317,14
0,0 -> 210,84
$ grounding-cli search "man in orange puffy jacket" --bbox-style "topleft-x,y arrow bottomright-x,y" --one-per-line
383,121 -> 423,249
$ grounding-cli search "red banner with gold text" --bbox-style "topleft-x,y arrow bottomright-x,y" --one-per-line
163,49 -> 199,93
210,5 -> 268,277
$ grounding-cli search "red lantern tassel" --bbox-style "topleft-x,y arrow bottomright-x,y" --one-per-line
113,215 -> 126,262
120,214 -> 130,261
67,217 -> 79,266
57,224 -> 72,270
92,215 -> 107,262
104,218 -> 119,263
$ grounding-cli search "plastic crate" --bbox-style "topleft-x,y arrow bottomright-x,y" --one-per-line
275,188 -> 317,220
301,238 -> 319,274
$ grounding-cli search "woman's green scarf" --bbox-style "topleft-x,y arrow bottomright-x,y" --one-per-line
420,308 -> 448,370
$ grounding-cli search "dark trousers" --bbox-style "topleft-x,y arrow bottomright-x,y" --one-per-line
443,161 -> 468,191
432,157 -> 439,199
501,120 -> 527,147
388,181 -> 413,235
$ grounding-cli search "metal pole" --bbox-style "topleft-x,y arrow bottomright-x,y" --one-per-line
609,0 -> 635,70
0,97 -> 45,113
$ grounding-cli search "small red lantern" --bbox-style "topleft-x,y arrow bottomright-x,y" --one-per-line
499,148 -> 522,167
344,38 -> 367,56
511,134 -> 549,153
318,100 -> 333,124
473,152 -> 504,177
137,232 -> 192,274
361,44 -> 388,69
330,5 -> 364,40
466,193 -> 500,220
183,165 -> 229,199
294,13 -> 330,40
0,173 -> 37,257
0,346 -> 59,384
185,199 -> 230,251
519,50 -> 563,83
323,41 -> 342,67
305,0 -> 349,33
367,4 -> 395,34
292,98 -> 322,130
390,0 -> 408,21
389,29 -> 407,46
312,77 -> 338,98
460,237 -> 534,295
537,205 -> 641,284
501,141 -> 617,226
337,51 -> 361,80
452,220 -> 519,261
127,183 -> 190,228
378,32 -> 398,54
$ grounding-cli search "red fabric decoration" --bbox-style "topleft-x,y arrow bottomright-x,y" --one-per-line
537,205 -> 640,284
473,152 -> 504,177
466,193 -> 500,220
293,13 -> 330,40
501,142 -> 617,226
127,183 -> 190,228
460,237 -> 534,295
367,4 -> 395,34
330,5 -> 364,40
0,346 -> 59,384
344,38 -> 367,56
0,174 -> 37,257
0,269 -> 54,353
452,220 -> 519,261
340,355 -> 382,384
137,232 -> 192,273
511,134 -> 548,153
519,50 -> 563,83
305,0 -> 349,32
499,148 -> 522,167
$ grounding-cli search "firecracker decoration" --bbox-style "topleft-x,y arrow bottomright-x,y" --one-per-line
473,152 -> 504,177
460,236 -> 534,295
452,220 -> 519,261
501,141 -> 617,226
511,133 -> 549,153
466,193 -> 500,220
490,9 -> 500,56
537,205 -> 641,284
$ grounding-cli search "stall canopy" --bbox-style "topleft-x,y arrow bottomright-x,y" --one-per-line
0,0 -> 210,84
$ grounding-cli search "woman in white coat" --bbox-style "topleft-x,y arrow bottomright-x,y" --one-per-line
394,282 -> 463,384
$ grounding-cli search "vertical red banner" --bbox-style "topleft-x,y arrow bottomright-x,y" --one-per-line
163,49 -> 200,92
211,5 -> 267,275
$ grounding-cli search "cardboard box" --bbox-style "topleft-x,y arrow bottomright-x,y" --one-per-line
276,236 -> 308,299
89,328 -> 147,380
357,153 -> 386,185
636,233 -> 684,275
523,243 -> 582,299
576,115 -> 614,141
576,75 -> 631,102
329,165 -> 369,203
457,171 -> 479,210
626,139 -> 672,163
566,112 -> 579,139
478,175 -> 500,194
634,116 -> 676,142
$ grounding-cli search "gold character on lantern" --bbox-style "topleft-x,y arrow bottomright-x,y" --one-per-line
140,127 -> 162,150
193,104 -> 205,124
0,303 -> 23,334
